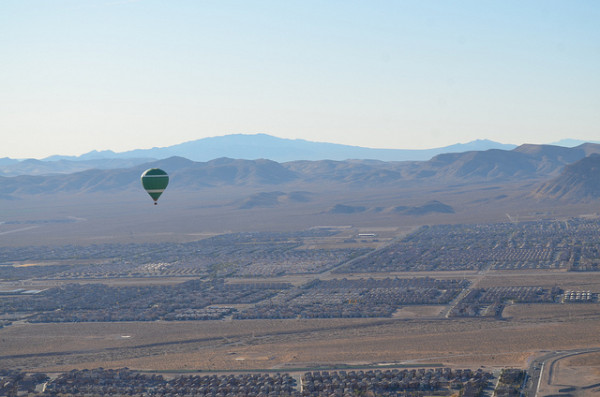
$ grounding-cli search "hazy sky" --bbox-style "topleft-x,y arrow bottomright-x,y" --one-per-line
1,1 -> 599,158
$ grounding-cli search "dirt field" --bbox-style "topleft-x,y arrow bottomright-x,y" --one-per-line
537,351 -> 600,396
2,309 -> 600,374
2,266 -> 600,376
392,305 -> 444,319
503,303 -> 600,322
479,271 -> 600,291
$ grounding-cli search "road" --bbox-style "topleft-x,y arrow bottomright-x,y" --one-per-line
524,348 -> 600,397
0,225 -> 40,235
441,262 -> 493,318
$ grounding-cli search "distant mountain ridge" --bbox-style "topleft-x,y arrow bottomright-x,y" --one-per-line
43,134 -> 515,163
1,134 -> 517,176
421,143 -> 600,180
550,139 -> 600,147
4,134 -> 600,177
2,143 -> 600,199
0,157 -> 156,177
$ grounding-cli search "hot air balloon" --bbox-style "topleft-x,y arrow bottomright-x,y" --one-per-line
141,168 -> 169,205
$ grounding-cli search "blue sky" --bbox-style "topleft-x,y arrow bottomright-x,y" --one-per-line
1,0 -> 599,158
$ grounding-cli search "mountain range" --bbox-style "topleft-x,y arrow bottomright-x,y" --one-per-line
40,134 -> 599,163
2,142 -> 599,200
3,134 -> 599,179
80,134 -> 517,163
2,134 -> 517,175
533,153 -> 600,201
2,139 -> 600,247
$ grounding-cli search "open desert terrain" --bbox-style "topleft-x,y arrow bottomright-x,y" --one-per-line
2,268 -> 599,375
2,149 -> 600,395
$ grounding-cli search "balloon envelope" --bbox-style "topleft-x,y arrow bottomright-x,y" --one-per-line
141,168 -> 169,204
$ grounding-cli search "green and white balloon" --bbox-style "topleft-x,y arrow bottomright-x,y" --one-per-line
141,168 -> 169,205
